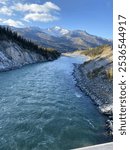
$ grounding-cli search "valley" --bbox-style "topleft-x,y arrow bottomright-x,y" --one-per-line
0,26 -> 113,149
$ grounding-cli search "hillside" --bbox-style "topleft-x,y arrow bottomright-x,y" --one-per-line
11,26 -> 112,52
73,45 -> 113,134
0,26 -> 60,72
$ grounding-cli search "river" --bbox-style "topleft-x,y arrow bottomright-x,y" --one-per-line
0,55 -> 112,150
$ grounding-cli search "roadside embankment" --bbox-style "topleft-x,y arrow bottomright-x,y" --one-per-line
73,45 -> 113,134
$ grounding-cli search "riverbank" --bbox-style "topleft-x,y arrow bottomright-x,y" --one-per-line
71,46 -> 113,135
0,27 -> 60,72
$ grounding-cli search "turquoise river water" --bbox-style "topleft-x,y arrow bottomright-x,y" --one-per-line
0,55 -> 112,150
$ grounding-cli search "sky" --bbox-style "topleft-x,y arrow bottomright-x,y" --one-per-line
0,0 -> 113,39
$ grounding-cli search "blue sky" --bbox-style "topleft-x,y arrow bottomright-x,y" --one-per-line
0,0 -> 113,39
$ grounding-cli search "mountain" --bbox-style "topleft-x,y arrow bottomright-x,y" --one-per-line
0,26 -> 60,72
11,26 -> 112,52
43,26 -> 70,37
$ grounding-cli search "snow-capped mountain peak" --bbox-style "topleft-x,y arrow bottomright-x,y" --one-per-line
52,26 -> 61,30
44,26 -> 70,37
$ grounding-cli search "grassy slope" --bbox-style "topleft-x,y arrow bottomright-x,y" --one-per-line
81,45 -> 113,81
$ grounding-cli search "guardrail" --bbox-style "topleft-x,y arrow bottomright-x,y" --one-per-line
72,142 -> 113,150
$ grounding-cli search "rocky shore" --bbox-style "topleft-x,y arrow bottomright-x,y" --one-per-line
0,41 -> 60,72
72,45 -> 113,135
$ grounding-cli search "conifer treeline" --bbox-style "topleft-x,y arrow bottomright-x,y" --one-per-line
0,26 -> 60,58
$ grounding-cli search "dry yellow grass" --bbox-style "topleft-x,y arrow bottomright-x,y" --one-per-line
105,68 -> 113,80
81,45 -> 113,60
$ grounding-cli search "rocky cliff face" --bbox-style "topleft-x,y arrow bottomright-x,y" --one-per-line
0,26 -> 60,72
0,41 -> 46,71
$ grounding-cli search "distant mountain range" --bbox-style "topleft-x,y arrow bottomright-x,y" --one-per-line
11,26 -> 112,52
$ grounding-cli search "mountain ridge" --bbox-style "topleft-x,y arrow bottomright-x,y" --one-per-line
10,26 -> 113,52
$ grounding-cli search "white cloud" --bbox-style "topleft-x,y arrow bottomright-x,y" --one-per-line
0,1 -> 60,24
0,6 -> 13,16
24,13 -> 59,22
0,0 -> 8,5
0,18 -> 3,22
2,19 -> 24,27
15,2 -> 61,23
13,2 -> 60,13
